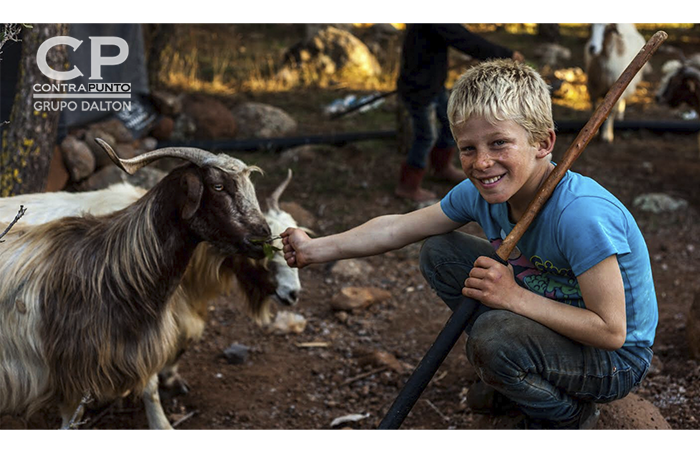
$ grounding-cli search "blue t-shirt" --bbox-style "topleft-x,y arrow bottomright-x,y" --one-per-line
440,170 -> 658,348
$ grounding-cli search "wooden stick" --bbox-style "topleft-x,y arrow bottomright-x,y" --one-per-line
496,30 -> 668,261
378,30 -> 668,430
0,205 -> 26,242
342,366 -> 388,386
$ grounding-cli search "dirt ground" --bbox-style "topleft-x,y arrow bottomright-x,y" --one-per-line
2,24 -> 700,431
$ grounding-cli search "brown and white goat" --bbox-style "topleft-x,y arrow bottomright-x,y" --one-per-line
0,170 -> 303,428
0,141 -> 271,429
584,23 -> 647,143
656,54 -> 700,157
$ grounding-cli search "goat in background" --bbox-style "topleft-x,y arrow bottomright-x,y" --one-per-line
656,53 -> 700,157
584,23 -> 647,143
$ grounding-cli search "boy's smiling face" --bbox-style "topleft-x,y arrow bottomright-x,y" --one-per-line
453,115 -> 555,220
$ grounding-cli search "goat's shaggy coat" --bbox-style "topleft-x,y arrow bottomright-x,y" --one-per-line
0,170 -> 302,428
0,157 -> 270,425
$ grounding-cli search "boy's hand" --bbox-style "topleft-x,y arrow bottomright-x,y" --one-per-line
462,256 -> 522,310
281,227 -> 311,268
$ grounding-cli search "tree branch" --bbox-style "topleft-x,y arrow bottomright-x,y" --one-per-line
0,23 -> 24,54
0,205 -> 27,242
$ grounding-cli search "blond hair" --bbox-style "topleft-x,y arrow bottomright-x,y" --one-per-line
447,59 -> 554,145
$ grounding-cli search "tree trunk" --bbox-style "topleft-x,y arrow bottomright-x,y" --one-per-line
1,24 -> 68,196
144,24 -> 174,92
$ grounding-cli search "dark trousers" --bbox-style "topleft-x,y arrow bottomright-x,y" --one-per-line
402,88 -> 455,169
419,231 -> 652,423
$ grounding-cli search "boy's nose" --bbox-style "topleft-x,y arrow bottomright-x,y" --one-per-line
473,151 -> 493,170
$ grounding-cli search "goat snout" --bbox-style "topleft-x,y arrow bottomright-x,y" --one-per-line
278,289 -> 299,306
242,235 -> 268,259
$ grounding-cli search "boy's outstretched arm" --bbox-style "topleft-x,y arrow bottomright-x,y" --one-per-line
463,254 -> 627,350
282,203 -> 463,269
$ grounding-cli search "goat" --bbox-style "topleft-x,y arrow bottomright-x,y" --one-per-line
0,141 -> 272,429
584,23 -> 647,142
0,169 -> 303,428
656,54 -> 700,157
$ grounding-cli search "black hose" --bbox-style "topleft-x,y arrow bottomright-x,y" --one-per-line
158,120 -> 698,154
158,130 -> 396,153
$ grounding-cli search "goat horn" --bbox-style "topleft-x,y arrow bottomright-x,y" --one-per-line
94,138 -> 216,175
267,168 -> 293,211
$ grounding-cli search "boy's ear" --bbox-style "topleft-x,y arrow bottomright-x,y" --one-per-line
536,129 -> 556,158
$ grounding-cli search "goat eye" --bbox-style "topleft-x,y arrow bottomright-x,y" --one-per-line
212,184 -> 224,191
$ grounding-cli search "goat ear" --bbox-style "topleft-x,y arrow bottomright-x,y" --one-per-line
180,172 -> 203,220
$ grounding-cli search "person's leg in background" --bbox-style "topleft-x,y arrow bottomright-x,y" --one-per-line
395,97 -> 438,202
429,88 -> 466,184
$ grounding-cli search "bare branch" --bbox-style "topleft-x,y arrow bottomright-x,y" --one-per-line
0,23 -> 23,54
61,393 -> 94,430
0,205 -> 26,242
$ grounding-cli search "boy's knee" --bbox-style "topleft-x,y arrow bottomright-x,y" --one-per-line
467,311 -> 529,378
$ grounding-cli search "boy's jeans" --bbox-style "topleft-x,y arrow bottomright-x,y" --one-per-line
402,88 -> 455,170
419,231 -> 652,424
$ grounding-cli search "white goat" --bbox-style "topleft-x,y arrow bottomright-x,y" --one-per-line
584,23 -> 647,142
0,142 -> 272,429
0,169 -> 303,429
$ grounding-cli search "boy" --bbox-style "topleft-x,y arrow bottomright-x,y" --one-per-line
282,60 -> 657,429
395,24 -> 523,201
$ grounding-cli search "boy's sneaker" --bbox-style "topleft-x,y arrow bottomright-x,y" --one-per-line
576,402 -> 600,429
516,402 -> 600,430
466,380 -> 518,415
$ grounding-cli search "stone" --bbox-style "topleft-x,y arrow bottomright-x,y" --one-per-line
357,350 -> 405,373
75,165 -> 124,191
114,143 -> 137,160
140,136 -> 158,152
150,116 -> 174,141
125,167 -> 166,190
230,102 -> 297,139
45,144 -> 69,192
597,393 -> 671,429
151,90 -> 183,117
330,259 -> 374,279
60,135 -> 96,182
183,95 -> 238,140
89,118 -> 134,143
473,393 -> 671,429
223,343 -> 250,365
76,165 -> 165,191
268,311 -> 307,335
687,292 -> 700,359
171,113 -> 197,142
633,193 -> 688,214
533,43 -> 572,68
279,26 -> 382,84
278,145 -> 324,165
330,286 -> 392,311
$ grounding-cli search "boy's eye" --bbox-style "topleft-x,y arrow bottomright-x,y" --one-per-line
493,139 -> 506,146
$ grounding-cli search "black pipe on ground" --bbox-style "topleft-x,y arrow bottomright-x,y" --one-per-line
158,121 -> 699,153
158,130 -> 397,153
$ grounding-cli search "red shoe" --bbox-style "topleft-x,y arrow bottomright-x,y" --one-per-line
429,147 -> 466,184
395,162 -> 438,202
